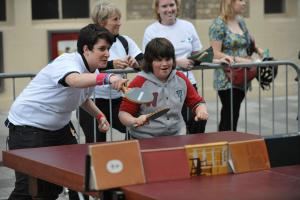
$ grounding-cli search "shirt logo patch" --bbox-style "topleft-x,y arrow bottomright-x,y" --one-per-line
181,37 -> 192,43
176,90 -> 183,102
147,92 -> 158,107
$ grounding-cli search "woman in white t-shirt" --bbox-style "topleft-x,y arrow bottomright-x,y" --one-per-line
143,0 -> 206,134
5,24 -> 126,200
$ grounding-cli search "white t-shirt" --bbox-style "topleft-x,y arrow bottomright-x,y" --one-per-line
8,52 -> 94,130
143,19 -> 202,84
95,35 -> 142,99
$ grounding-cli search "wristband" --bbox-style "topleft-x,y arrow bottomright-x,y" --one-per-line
104,73 -> 110,85
105,73 -> 115,85
96,73 -> 106,85
96,113 -> 104,121
96,73 -> 114,85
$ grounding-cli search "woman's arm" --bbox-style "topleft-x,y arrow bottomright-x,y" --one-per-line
65,73 -> 127,89
255,46 -> 264,58
211,40 -> 252,64
176,58 -> 195,69
81,99 -> 109,132
80,98 -> 100,117
211,40 -> 234,63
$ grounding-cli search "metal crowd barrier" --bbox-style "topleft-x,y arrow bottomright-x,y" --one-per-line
0,73 -> 35,100
193,60 -> 300,137
1,60 -> 299,143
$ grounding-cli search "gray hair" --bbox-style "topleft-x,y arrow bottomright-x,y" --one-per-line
91,1 -> 121,25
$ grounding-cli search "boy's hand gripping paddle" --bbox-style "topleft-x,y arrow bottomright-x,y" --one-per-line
134,107 -> 170,128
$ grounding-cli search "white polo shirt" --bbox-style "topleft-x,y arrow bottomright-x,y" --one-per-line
8,52 -> 94,130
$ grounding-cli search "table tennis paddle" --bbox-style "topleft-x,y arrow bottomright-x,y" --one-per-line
134,107 -> 170,128
188,51 -> 208,65
121,86 -> 153,104
188,47 -> 214,64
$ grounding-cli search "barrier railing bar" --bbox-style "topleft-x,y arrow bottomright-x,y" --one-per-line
12,78 -> 16,100
244,68 -> 248,133
230,85 -> 233,131
258,67 -> 262,136
216,90 -> 219,131
92,93 -> 97,143
272,66 -> 275,135
201,69 -> 204,97
285,64 -> 289,135
298,76 -> 300,134
108,87 -> 113,142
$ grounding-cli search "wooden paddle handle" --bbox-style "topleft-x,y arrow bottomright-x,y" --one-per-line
133,123 -> 140,128
121,85 -> 129,94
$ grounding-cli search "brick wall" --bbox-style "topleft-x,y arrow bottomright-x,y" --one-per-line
127,0 -> 153,19
127,0 -> 249,20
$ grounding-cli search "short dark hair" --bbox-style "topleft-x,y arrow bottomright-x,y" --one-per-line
77,24 -> 115,54
142,38 -> 176,73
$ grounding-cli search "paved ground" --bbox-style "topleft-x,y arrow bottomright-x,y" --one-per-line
0,96 -> 298,199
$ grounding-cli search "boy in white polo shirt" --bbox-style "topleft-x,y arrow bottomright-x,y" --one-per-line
5,24 -> 127,200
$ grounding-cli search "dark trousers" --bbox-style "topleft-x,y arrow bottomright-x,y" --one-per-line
182,84 -> 207,134
218,88 -> 245,131
6,121 -> 81,200
79,97 -> 126,143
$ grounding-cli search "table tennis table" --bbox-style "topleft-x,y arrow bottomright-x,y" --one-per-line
2,132 -> 300,199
